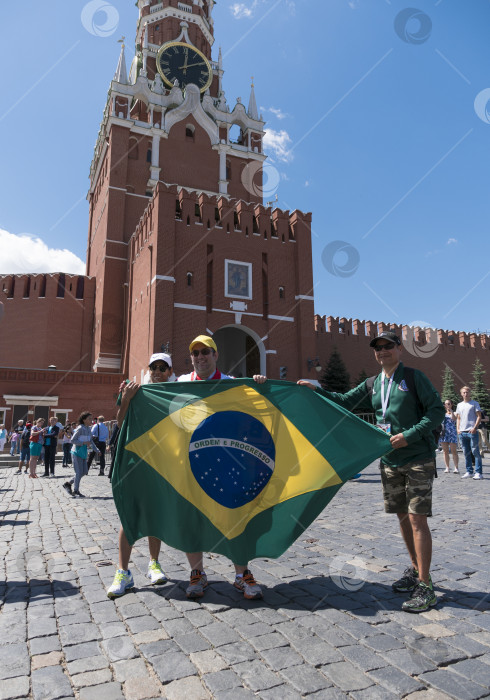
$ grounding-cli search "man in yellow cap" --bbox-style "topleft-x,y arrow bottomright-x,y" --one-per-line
178,335 -> 267,600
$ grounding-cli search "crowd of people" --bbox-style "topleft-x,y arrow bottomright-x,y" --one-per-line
1,331 -> 486,616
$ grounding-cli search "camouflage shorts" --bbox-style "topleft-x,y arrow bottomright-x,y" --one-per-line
380,459 -> 435,516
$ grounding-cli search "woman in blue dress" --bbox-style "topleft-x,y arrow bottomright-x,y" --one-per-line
440,399 -> 459,473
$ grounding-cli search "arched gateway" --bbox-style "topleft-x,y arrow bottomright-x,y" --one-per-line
213,326 -> 264,378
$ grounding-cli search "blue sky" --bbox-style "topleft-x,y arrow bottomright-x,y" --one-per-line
1,0 -> 489,334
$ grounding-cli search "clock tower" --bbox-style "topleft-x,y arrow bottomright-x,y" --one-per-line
87,0 -> 316,381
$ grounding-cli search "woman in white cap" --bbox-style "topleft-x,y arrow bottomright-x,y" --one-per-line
107,353 -> 173,598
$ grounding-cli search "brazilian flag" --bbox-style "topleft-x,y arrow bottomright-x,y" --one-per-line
112,380 -> 391,562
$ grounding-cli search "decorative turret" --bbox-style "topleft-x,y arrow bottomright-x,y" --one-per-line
248,78 -> 258,120
114,38 -> 128,85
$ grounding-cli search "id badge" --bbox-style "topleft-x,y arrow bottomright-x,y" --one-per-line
377,422 -> 391,434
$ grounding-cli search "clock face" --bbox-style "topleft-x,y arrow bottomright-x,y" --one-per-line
156,42 -> 212,93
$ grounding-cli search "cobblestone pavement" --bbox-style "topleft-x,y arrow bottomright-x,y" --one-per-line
1,455 -> 489,700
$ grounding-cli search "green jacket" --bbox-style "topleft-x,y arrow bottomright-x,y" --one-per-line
316,362 -> 445,467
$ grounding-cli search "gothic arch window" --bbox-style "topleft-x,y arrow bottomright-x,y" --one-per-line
279,286 -> 285,299
186,124 -> 195,139
228,124 -> 241,144
146,146 -> 152,163
187,272 -> 193,286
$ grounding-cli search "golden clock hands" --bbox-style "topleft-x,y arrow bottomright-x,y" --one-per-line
178,61 -> 206,70
181,51 -> 189,74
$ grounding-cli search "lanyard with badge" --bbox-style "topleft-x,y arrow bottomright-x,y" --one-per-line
377,371 -> 393,435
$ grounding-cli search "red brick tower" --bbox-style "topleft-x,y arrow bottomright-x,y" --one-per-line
87,0 -> 316,381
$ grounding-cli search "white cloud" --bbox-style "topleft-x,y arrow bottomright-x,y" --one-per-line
261,106 -> 288,120
263,128 -> 293,162
230,2 -> 255,19
447,237 -> 457,245
0,228 -> 85,275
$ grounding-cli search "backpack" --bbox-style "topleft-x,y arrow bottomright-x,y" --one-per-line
365,366 -> 443,445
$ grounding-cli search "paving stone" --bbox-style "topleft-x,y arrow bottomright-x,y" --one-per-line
0,675 -> 30,700
321,661 -> 374,691
139,639 -> 179,659
419,669 -> 489,700
362,633 -> 405,652
59,623 -> 101,646
190,650 -> 229,674
30,635 -> 61,655
200,622 -> 241,647
66,655 -> 109,675
123,676 -> 163,700
174,632 -> 211,654
164,676 -> 211,699
259,645 -> 304,671
448,658 -> 490,687
112,658 -> 149,683
28,617 -> 58,638
349,687 -> 400,700
151,651 -> 197,682
101,636 -> 139,662
232,660 -> 282,691
31,652 -> 63,670
63,642 -> 101,662
280,664 -> 332,693
100,622 -> 127,640
31,666 -> 73,700
367,666 -> 423,696
217,641 -> 258,665
258,685 -> 302,700
289,637 -> 344,666
78,682 -> 123,700
0,642 -> 30,679
132,628 -> 169,645
341,644 -> 388,671
249,632 -> 289,651
202,669 -> 242,694
406,636 -> 468,665
72,669 -> 113,688
214,689 -> 256,700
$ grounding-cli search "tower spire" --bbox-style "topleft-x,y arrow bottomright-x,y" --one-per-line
248,77 -> 258,120
114,37 -> 128,85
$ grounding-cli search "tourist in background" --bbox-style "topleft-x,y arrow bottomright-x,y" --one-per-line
42,417 -> 61,478
15,422 -> 32,474
62,423 -> 74,467
440,400 -> 459,473
63,412 -> 100,498
28,418 -> 45,478
0,424 -> 7,453
456,386 -> 483,480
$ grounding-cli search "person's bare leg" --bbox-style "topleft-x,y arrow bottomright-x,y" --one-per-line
118,527 -> 132,570
442,444 -> 450,469
186,553 -> 204,571
234,564 -> 247,575
408,513 -> 432,584
450,443 -> 459,469
148,537 -> 161,561
397,512 -> 417,569
29,455 -> 38,477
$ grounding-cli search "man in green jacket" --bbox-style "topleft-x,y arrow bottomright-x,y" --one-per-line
299,331 -> 445,613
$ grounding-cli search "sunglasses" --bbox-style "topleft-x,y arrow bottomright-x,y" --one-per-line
149,363 -> 169,371
191,348 -> 213,357
373,342 -> 397,351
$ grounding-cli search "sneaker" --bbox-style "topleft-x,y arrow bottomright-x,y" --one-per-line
473,473 -> 483,480
461,472 -> 473,478
63,482 -> 72,496
186,570 -> 208,599
73,490 -> 85,498
444,468 -> 449,473
392,566 -> 419,593
453,468 -> 459,473
402,580 -> 437,613
147,559 -> 167,585
14,469 -> 22,474
234,569 -> 263,600
107,569 -> 134,598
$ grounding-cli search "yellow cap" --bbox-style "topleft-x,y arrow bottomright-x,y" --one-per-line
189,335 -> 217,353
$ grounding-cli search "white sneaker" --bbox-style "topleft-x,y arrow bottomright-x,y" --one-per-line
107,569 -> 134,598
444,468 -> 449,473
473,473 -> 483,480
453,469 -> 459,473
461,472 -> 473,479
147,559 -> 167,585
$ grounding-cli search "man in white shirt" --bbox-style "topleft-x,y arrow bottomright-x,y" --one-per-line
87,415 -> 110,475
179,334 -> 266,601
456,386 -> 483,480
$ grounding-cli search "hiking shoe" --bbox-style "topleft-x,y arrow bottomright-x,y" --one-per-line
392,566 -> 419,593
63,482 -> 72,496
473,473 -> 483,480
186,570 -> 208,599
107,569 -> 134,598
234,569 -> 263,600
402,581 -> 437,613
147,559 -> 167,585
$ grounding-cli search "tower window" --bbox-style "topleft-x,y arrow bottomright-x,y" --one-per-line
129,137 -> 138,160
252,216 -> 259,233
146,148 -> 152,163
226,160 -> 231,180
186,124 -> 195,139
187,272 -> 193,286
195,203 -> 201,220
234,212 -> 240,230
175,200 -> 182,219
57,273 -> 65,298
279,286 -> 285,299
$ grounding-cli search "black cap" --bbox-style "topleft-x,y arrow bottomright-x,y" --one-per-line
369,331 -> 401,348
